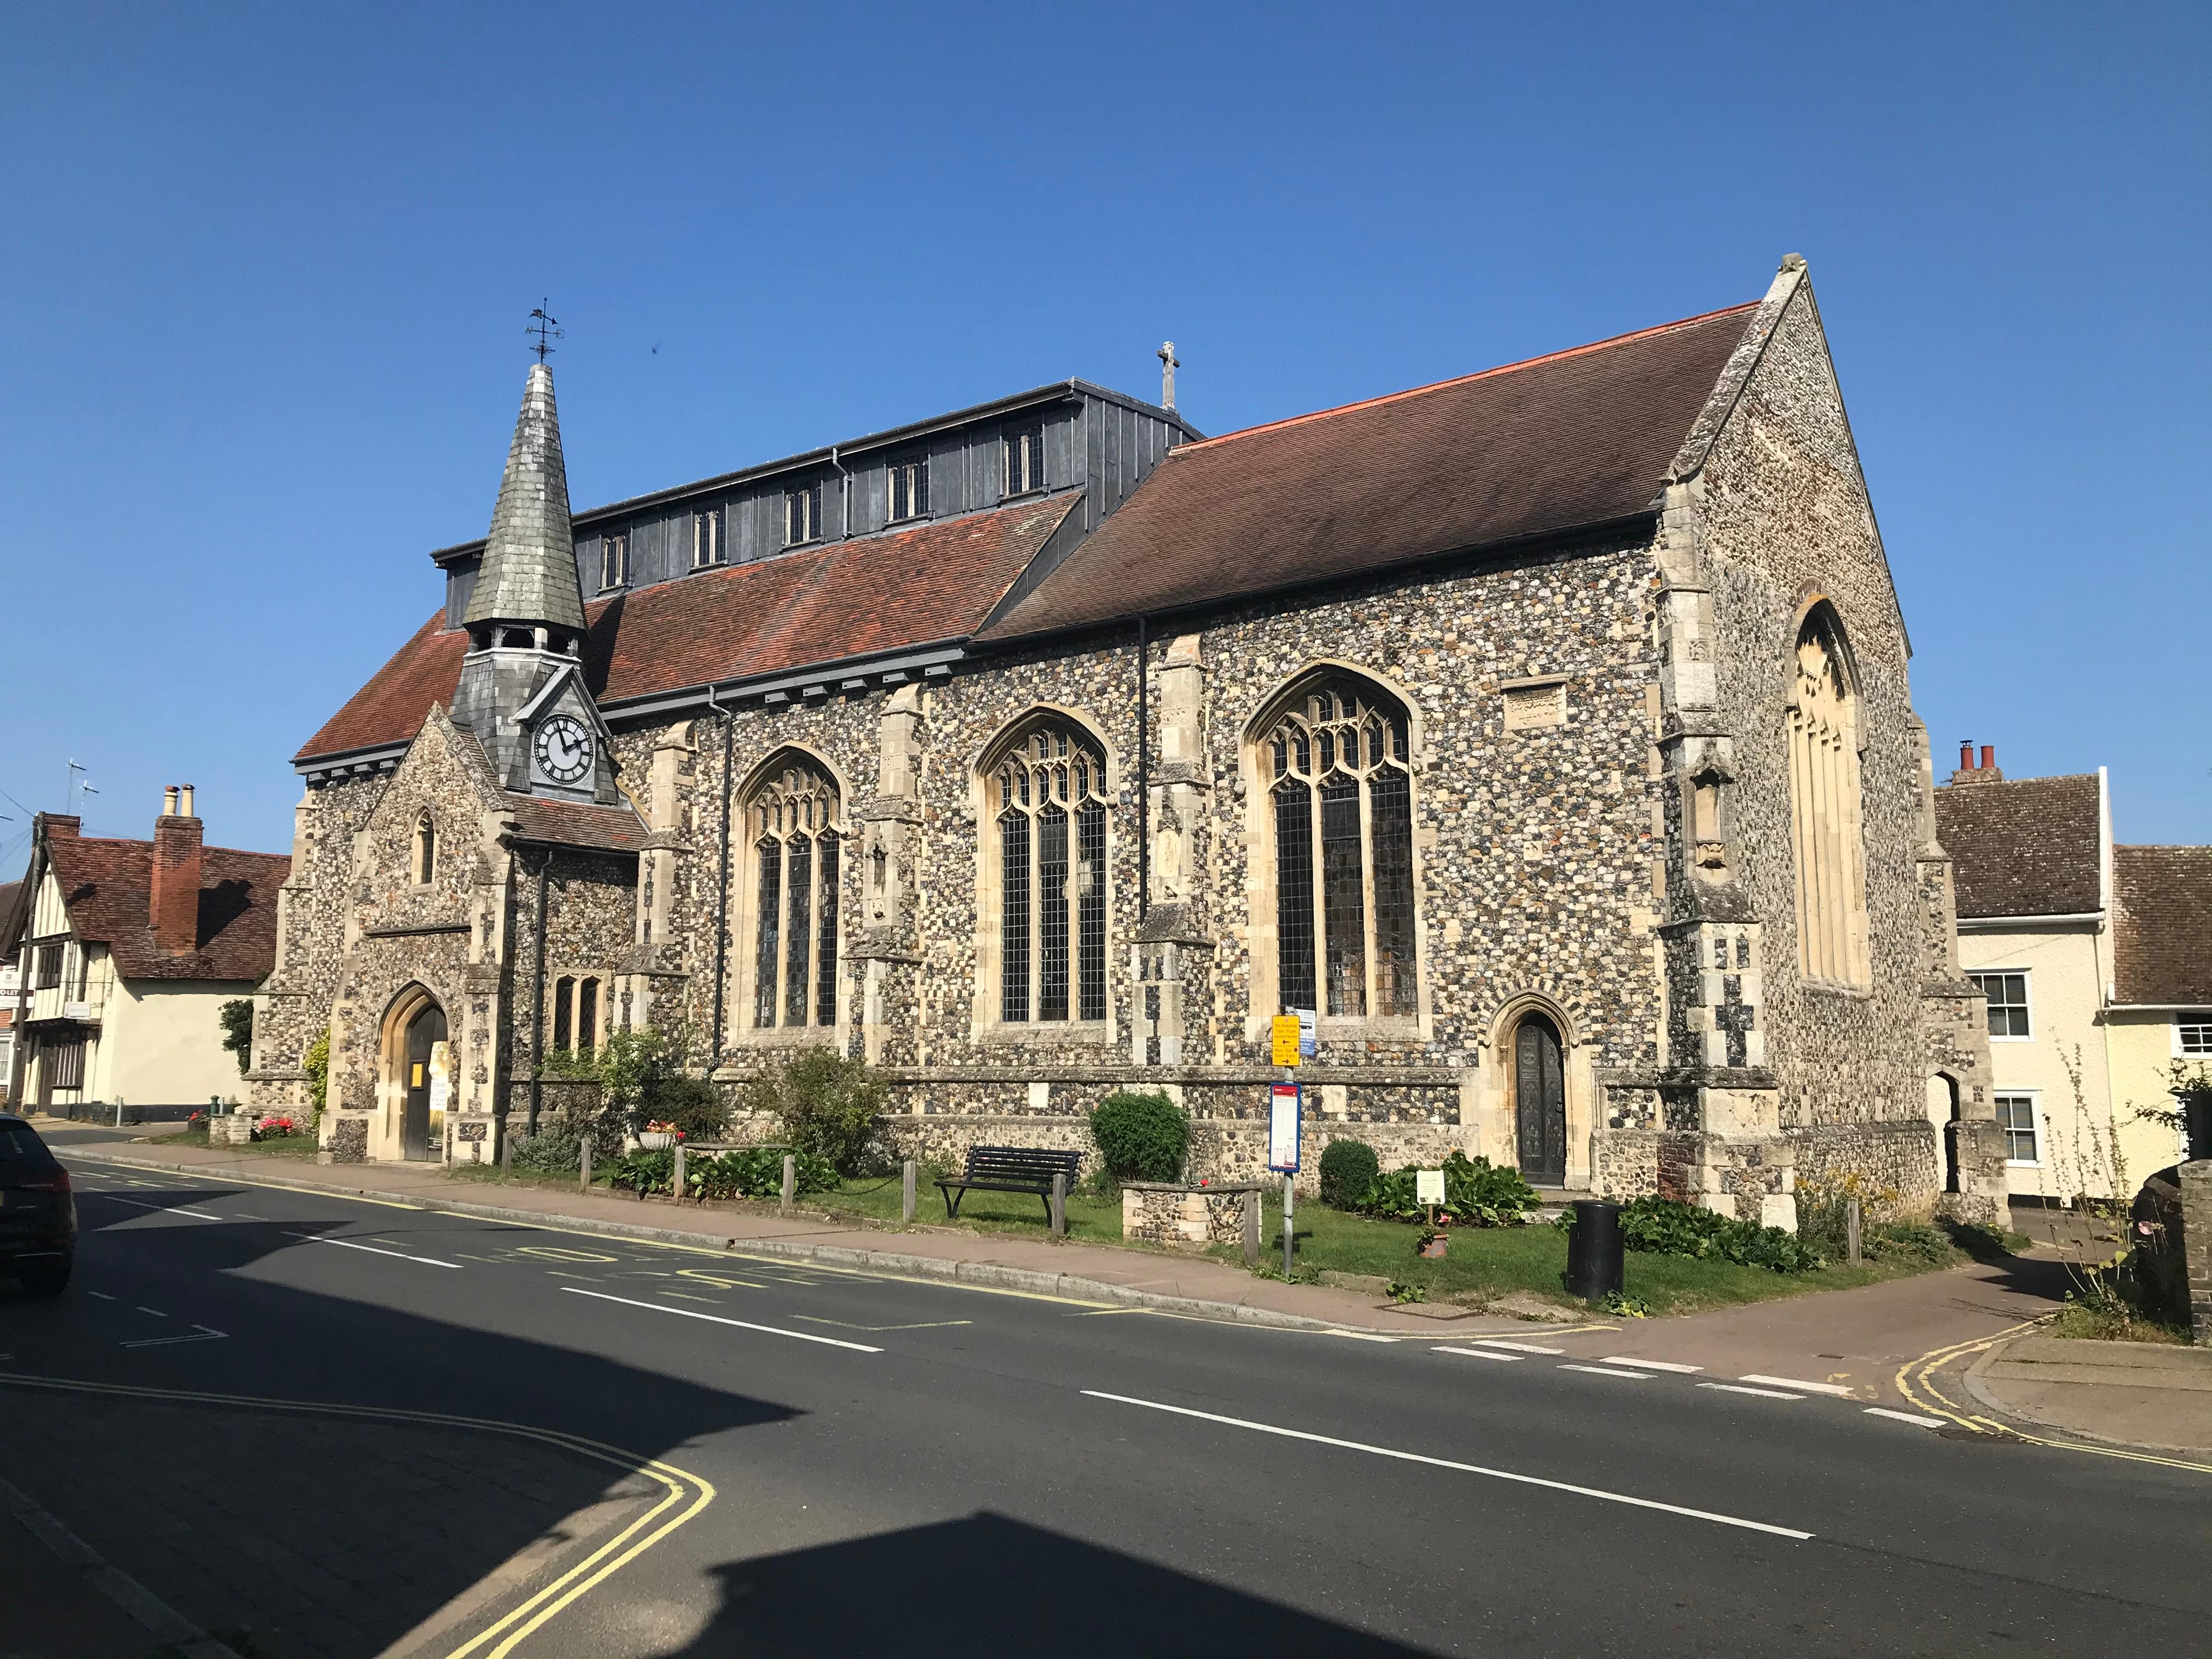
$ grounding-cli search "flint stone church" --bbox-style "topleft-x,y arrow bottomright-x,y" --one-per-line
246,256 -> 2009,1225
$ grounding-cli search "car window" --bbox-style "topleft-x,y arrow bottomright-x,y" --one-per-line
0,1126 -> 55,1163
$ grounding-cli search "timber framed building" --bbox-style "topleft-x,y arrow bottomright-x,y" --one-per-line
250,256 -> 2008,1223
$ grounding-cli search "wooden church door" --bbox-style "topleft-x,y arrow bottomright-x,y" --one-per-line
1514,1015 -> 1567,1187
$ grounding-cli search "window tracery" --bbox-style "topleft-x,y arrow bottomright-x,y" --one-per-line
992,723 -> 1108,1024
748,759 -> 842,1029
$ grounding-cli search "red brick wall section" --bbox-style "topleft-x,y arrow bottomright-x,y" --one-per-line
150,814 -> 204,953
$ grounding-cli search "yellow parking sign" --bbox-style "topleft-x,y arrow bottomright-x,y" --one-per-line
1271,1014 -> 1302,1068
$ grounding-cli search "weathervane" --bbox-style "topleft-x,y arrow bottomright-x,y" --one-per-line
527,301 -> 562,362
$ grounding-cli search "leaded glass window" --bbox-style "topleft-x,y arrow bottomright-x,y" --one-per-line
748,760 -> 842,1029
1265,679 -> 1418,1019
995,723 -> 1108,1023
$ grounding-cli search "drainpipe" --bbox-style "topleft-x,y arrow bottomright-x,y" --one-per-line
707,682 -> 735,1069
829,445 -> 853,541
1135,616 -> 1149,921
527,853 -> 549,1137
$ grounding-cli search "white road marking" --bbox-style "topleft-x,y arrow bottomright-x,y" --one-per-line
1325,1331 -> 1401,1343
1470,1339 -> 1565,1355
1700,1382 -> 1805,1400
1560,1364 -> 1652,1379
563,1286 -> 883,1352
121,1325 -> 227,1350
134,1307 -> 168,1319
1741,1374 -> 1855,1398
1435,1346 -> 1522,1362
1602,1357 -> 1702,1373
285,1232 -> 462,1269
1082,1391 -> 1813,1540
86,1291 -> 117,1302
94,1195 -> 219,1221
1864,1407 -> 1945,1428
170,1208 -> 228,1222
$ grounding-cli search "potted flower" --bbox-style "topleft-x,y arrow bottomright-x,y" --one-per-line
639,1119 -> 682,1151
1416,1224 -> 1448,1259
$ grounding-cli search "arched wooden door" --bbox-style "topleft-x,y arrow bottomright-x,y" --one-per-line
400,1003 -> 447,1162
1514,1015 -> 1567,1187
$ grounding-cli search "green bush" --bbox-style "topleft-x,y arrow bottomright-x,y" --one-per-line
745,1050 -> 886,1175
220,999 -> 255,1075
1867,1220 -> 1954,1266
647,1074 -> 729,1142
510,1125 -> 584,1175
302,1029 -> 330,1115
1087,1091 -> 1188,1183
1559,1195 -> 1824,1273
610,1148 -> 675,1195
1358,1152 -> 1538,1226
686,1147 -> 837,1201
1317,1138 -> 1381,1209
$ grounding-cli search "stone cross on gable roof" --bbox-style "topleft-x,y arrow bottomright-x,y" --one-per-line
464,360 -> 588,634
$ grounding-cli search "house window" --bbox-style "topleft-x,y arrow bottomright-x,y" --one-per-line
1995,1093 -> 2039,1164
1005,422 -> 1046,496
1970,972 -> 2032,1040
992,723 -> 1108,1024
33,944 -> 61,990
1787,605 -> 1870,988
888,456 -> 930,522
748,758 -> 841,1029
1263,678 -> 1418,1020
786,483 -> 823,546
600,531 -> 629,591
2176,1013 -> 2212,1057
47,1035 -> 85,1091
692,509 -> 723,568
413,814 -> 436,885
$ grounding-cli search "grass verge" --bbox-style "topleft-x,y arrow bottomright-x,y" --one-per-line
150,1125 -> 322,1160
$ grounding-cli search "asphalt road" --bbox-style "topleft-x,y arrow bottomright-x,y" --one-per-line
3,1151 -> 2207,1658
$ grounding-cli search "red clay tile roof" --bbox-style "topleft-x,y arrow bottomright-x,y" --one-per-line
504,795 -> 650,853
297,493 -> 1080,764
2112,845 -> 2212,1007
1933,775 -> 2103,920
46,836 -> 290,983
979,304 -> 1760,642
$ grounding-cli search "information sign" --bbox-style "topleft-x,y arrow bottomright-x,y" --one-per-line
1266,1083 -> 1302,1173
1415,1167 -> 1446,1207
1271,1015 -> 1302,1068
1294,1007 -> 1317,1060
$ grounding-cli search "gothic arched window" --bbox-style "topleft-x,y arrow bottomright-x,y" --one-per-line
413,813 -> 436,885
1263,676 -> 1418,1019
992,722 -> 1108,1024
1787,605 -> 1870,988
748,759 -> 842,1029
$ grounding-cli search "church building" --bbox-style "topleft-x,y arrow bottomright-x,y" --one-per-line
247,256 -> 2008,1224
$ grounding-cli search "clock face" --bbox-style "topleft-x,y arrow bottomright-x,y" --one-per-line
534,714 -> 594,786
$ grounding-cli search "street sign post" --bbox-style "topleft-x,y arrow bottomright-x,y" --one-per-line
1267,1081 -> 1301,1276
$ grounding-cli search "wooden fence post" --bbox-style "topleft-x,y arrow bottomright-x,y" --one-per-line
902,1159 -> 917,1224
1846,1195 -> 1863,1265
673,1141 -> 687,1204
580,1134 -> 593,1193
1050,1172 -> 1068,1239
1243,1189 -> 1261,1267
781,1154 -> 796,1217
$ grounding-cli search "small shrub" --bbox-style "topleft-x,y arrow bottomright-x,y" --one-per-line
1866,1220 -> 1954,1266
746,1050 -> 886,1175
1087,1091 -> 1188,1183
1358,1152 -> 1538,1226
303,1030 -> 330,1114
1386,1279 -> 1427,1304
511,1125 -> 584,1175
1602,1289 -> 1653,1317
1318,1138 -> 1381,1209
610,1148 -> 676,1195
1570,1195 -> 1824,1273
686,1146 -> 837,1201
648,1074 -> 729,1143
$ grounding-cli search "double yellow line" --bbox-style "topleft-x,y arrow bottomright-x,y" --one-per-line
1893,1322 -> 2212,1475
0,1372 -> 715,1657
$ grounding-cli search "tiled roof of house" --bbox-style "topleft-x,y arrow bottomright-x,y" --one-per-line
979,303 -> 1761,641
2112,845 -> 2212,1007
297,492 -> 1081,764
44,836 -> 290,983
1933,774 -> 2103,919
504,795 -> 652,853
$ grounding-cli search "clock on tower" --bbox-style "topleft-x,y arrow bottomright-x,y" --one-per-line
533,714 -> 595,786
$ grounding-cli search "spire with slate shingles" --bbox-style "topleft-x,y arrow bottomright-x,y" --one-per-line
465,362 -> 586,635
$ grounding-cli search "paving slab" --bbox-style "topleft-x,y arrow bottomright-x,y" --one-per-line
1966,1334 -> 2212,1455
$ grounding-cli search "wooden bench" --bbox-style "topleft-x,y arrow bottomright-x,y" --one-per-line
938,1145 -> 1084,1221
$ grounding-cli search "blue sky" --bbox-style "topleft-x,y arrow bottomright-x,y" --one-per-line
1,2 -> 2204,865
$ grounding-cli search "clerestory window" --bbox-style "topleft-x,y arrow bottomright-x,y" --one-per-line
785,483 -> 823,547
692,509 -> 723,569
1005,422 -> 1046,496
600,531 -> 629,591
887,455 -> 929,523
1263,678 -> 1418,1020
992,723 -> 1108,1024
748,759 -> 842,1030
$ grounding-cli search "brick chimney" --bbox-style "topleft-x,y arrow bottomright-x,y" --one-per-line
1949,740 -> 2005,786
42,814 -> 80,840
150,784 -> 204,954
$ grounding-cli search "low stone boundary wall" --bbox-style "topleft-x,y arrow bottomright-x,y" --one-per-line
1121,1182 -> 1268,1248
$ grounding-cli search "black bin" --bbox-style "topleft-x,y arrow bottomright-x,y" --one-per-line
1565,1199 -> 1624,1301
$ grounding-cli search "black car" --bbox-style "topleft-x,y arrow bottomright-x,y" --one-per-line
0,1113 -> 75,1296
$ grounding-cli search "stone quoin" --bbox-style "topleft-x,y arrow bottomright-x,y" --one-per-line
245,255 -> 2006,1225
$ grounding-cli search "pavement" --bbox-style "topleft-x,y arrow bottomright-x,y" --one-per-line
1967,1334 -> 2212,1455
2,1145 -> 2207,1656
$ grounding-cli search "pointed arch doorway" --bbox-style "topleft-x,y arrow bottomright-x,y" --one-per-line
1514,1014 -> 1567,1187
383,987 -> 449,1163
